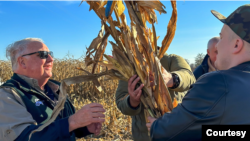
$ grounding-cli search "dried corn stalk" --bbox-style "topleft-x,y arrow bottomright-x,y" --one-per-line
30,1 -> 177,138
80,0 -> 178,118
82,0 -> 177,117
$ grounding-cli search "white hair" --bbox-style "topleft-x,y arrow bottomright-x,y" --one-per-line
207,37 -> 220,50
6,38 -> 44,71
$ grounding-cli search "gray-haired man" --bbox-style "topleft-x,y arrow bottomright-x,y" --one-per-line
0,38 -> 105,141
193,37 -> 219,79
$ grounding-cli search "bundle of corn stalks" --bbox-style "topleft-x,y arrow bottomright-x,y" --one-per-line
81,0 -> 178,118
29,0 -> 177,139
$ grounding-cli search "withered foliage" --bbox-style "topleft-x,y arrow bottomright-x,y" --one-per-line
27,0 -> 178,139
81,0 -> 178,119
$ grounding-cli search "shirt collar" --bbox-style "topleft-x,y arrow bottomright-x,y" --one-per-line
207,57 -> 217,72
16,74 -> 59,94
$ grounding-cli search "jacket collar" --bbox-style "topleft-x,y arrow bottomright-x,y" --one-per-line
229,61 -> 250,71
11,73 -> 59,94
201,54 -> 210,72
201,54 -> 209,66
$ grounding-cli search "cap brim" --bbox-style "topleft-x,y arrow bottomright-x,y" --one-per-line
211,10 -> 226,23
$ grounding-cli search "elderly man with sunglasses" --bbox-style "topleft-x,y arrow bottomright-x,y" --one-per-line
0,38 -> 105,141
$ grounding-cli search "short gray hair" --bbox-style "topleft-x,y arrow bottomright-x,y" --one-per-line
207,37 -> 220,49
6,38 -> 44,71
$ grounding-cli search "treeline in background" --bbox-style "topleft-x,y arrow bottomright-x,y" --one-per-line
185,53 -> 206,71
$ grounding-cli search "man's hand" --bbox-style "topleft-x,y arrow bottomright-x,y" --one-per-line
68,103 -> 105,132
146,116 -> 157,131
87,122 -> 102,136
162,68 -> 174,88
128,75 -> 144,108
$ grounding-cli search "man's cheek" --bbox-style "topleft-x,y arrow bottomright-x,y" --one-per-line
214,61 -> 219,70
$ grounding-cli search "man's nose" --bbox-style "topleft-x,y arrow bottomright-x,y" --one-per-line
47,54 -> 54,62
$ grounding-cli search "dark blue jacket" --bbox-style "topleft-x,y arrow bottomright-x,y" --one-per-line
193,54 -> 209,80
150,61 -> 250,140
1,74 -> 91,141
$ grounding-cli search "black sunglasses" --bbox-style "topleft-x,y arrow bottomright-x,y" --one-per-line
22,51 -> 53,59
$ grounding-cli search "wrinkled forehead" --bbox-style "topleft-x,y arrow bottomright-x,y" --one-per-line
24,41 -> 49,54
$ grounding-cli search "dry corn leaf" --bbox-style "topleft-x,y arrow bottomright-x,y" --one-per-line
159,1 -> 177,59
92,31 -> 110,73
152,23 -> 157,55
111,41 -> 134,78
76,67 -> 103,92
125,1 -> 143,27
121,28 -> 135,65
108,17 -> 119,42
104,54 -> 130,79
98,61 -> 116,70
120,13 -> 127,27
144,7 -> 157,24
156,56 -> 173,113
139,6 -> 157,24
86,24 -> 105,54
136,0 -> 166,14
98,0 -> 107,9
130,27 -> 147,84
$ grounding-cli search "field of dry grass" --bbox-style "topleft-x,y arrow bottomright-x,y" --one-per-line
0,57 -> 133,141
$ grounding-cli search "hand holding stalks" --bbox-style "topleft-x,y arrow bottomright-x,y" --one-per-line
128,75 -> 144,108
162,68 -> 174,88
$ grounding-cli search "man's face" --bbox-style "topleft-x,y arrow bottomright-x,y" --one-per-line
215,25 -> 234,70
207,42 -> 218,64
21,41 -> 53,80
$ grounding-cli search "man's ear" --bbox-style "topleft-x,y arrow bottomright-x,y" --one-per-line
233,38 -> 244,54
207,49 -> 210,56
17,57 -> 26,69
